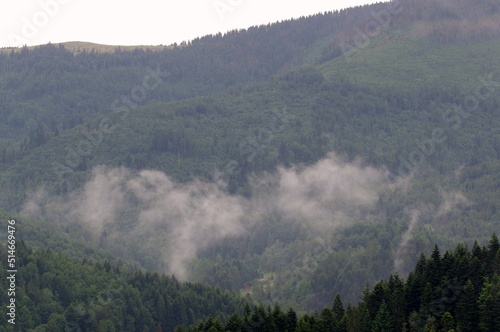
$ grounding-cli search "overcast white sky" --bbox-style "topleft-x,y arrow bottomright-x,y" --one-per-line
1,0 -> 376,48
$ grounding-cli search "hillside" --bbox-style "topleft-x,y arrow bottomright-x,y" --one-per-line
189,235 -> 500,332
0,240 -> 247,331
0,0 -> 499,324
0,2 -> 409,147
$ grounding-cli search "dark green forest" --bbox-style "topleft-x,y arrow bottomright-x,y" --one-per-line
186,235 -> 500,332
0,233 -> 498,331
0,239 -> 247,332
0,0 -> 500,330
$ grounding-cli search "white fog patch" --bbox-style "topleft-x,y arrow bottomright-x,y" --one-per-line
127,170 -> 246,279
252,153 -> 393,232
22,152 -> 409,279
436,190 -> 471,217
393,189 -> 471,275
393,209 -> 421,275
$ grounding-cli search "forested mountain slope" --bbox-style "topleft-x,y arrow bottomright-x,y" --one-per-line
0,240 -> 248,332
0,0 -> 499,320
188,235 -> 500,332
0,1 -> 416,147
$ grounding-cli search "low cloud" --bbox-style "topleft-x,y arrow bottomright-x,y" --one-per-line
436,190 -> 470,217
127,170 -> 246,279
252,153 -> 392,232
393,209 -> 421,275
22,167 -> 129,235
23,167 -> 246,279
393,189 -> 472,275
22,152 -> 406,279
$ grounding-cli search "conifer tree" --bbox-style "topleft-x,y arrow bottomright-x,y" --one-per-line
286,308 -> 298,332
371,301 -> 391,332
455,280 -> 479,332
439,312 -> 455,332
478,276 -> 500,332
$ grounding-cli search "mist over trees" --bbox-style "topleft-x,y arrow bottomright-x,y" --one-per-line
0,0 -> 499,330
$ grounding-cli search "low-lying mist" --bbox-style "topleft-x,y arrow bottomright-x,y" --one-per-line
22,152 -> 468,280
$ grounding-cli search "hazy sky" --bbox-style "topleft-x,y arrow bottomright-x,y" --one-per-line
1,0 -> 375,48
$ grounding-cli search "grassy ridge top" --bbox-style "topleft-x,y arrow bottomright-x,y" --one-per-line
0,41 -> 175,54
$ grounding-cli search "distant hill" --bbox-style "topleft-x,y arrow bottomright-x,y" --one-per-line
52,41 -> 174,54
1,6 -> 386,146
